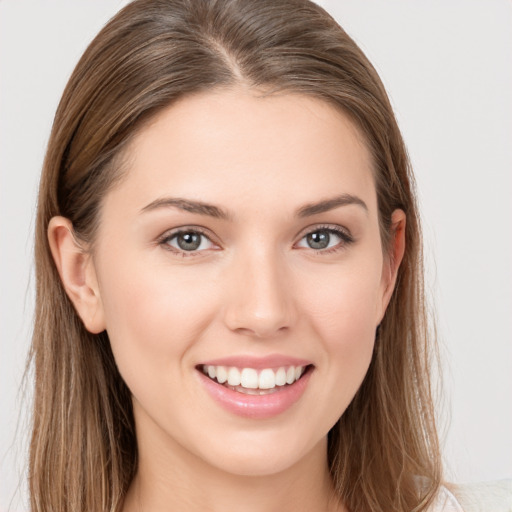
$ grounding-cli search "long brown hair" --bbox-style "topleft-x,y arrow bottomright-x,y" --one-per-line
30,1 -> 442,510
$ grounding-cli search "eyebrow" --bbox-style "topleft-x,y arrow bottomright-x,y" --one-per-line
140,197 -> 231,220
140,193 -> 368,219
296,194 -> 368,217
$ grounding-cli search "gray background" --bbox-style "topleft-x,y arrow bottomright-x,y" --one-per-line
1,1 -> 511,510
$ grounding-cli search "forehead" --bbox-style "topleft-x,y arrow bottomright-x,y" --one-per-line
105,88 -> 377,218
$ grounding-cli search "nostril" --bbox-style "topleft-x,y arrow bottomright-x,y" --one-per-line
231,324 -> 291,340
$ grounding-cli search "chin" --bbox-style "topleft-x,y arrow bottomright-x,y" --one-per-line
190,427 -> 328,478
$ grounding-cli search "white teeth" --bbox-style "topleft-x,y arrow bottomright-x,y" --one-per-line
202,364 -> 308,390
275,367 -> 286,386
216,366 -> 227,384
240,368 -> 259,389
258,368 -> 275,389
230,385 -> 279,395
227,367 -> 241,386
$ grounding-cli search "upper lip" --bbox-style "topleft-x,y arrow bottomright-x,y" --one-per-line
197,354 -> 312,370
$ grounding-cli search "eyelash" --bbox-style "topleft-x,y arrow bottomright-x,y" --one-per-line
158,227 -> 216,257
157,225 -> 354,257
297,224 -> 354,254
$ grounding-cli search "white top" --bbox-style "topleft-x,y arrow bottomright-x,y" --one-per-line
430,486 -> 465,512
430,481 -> 512,512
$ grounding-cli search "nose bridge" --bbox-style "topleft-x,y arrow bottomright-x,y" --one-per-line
223,242 -> 295,338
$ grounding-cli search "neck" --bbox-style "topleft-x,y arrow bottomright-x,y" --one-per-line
123,417 -> 345,512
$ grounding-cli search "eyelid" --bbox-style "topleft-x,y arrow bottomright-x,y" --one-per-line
294,224 -> 354,252
295,223 -> 353,241
157,226 -> 220,256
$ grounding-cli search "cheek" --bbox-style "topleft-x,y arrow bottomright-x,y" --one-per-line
301,254 -> 383,340
298,258 -> 382,405
96,257 -> 221,389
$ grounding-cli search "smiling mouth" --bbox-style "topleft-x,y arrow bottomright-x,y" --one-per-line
198,364 -> 312,395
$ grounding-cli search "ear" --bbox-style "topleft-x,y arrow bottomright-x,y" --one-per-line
378,209 -> 406,321
48,216 -> 106,334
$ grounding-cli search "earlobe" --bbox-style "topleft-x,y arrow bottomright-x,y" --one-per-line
47,216 -> 106,334
379,209 -> 406,319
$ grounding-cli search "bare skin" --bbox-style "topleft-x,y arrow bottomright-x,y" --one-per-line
49,88 -> 405,512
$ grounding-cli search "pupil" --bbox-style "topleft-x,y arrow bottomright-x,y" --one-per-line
307,230 -> 330,249
177,232 -> 201,251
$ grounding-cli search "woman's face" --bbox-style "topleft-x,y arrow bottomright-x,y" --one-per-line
85,89 -> 400,476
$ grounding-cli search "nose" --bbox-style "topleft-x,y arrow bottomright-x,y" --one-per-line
223,247 -> 296,339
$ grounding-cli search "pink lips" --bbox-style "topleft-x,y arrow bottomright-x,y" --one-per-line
196,355 -> 313,419
199,354 -> 312,370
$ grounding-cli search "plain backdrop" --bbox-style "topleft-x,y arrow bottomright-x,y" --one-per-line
1,1 -> 511,510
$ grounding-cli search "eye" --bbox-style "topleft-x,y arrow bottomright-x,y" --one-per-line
296,227 -> 353,252
160,229 -> 216,254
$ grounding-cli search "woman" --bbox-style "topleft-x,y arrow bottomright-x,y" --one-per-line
29,0 -> 466,510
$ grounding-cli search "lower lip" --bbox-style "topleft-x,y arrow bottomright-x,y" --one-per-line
197,367 -> 313,419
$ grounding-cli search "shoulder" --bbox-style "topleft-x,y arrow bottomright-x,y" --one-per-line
430,480 -> 512,512
427,485 -> 465,512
